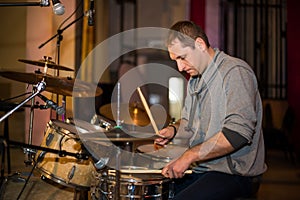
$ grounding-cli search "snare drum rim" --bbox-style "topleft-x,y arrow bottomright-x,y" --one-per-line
107,171 -> 168,185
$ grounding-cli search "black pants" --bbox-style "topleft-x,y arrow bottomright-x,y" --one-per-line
172,171 -> 262,200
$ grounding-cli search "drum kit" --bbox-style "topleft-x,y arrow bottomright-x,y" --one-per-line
0,58 -> 187,199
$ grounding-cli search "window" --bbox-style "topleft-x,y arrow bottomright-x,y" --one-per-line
220,0 -> 287,99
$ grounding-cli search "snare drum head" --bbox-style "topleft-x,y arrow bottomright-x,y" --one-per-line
137,144 -> 187,161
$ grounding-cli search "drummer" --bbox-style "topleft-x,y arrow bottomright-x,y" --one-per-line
155,21 -> 267,199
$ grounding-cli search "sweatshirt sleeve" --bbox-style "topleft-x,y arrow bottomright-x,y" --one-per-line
222,65 -> 259,143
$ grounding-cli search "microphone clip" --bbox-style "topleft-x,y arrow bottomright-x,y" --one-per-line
40,0 -> 50,7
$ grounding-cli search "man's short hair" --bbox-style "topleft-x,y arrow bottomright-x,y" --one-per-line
167,21 -> 210,49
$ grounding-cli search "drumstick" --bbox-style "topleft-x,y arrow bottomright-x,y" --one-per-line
137,87 -> 164,138
110,169 -> 193,174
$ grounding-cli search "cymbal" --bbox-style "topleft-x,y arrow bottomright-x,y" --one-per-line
0,71 -> 102,97
99,103 -> 150,126
56,77 -> 103,97
79,127 -> 160,142
18,58 -> 74,71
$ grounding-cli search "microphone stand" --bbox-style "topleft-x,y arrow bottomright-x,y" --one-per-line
38,14 -> 84,49
38,14 -> 84,121
0,1 -> 49,7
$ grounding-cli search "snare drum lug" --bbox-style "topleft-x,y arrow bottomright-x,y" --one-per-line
168,180 -> 175,199
68,165 -> 76,180
45,132 -> 54,146
128,183 -> 135,196
36,151 -> 46,163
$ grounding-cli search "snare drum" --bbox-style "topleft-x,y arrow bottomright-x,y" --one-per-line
36,120 -> 96,189
91,168 -> 173,200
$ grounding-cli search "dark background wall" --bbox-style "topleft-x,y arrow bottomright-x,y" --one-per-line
287,0 -> 300,155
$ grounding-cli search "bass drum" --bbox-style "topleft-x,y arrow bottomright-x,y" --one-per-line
36,119 -> 97,189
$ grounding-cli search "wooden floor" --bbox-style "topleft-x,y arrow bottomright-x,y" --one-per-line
257,149 -> 300,200
1,146 -> 300,200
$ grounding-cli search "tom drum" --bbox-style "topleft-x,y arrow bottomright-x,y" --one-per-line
36,120 -> 97,189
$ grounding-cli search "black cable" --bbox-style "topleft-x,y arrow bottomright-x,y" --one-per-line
1,92 -> 31,102
57,0 -> 83,30
16,161 -> 38,200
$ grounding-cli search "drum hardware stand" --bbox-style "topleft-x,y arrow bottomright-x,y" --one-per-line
7,140 -> 90,160
0,62 -> 51,166
27,57 -> 51,166
2,139 -> 89,200
7,139 -> 90,200
0,80 -> 46,124
114,82 -> 125,200
24,88 -> 36,166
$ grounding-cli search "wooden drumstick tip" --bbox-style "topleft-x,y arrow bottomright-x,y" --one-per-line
137,87 -> 165,138
154,143 -> 165,150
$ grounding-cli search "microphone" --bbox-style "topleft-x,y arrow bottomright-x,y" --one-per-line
52,0 -> 65,15
93,157 -> 109,170
87,0 -> 95,26
37,94 -> 65,115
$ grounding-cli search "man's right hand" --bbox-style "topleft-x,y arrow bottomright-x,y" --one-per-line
155,126 -> 176,145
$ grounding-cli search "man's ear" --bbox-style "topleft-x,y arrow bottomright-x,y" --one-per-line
195,37 -> 205,51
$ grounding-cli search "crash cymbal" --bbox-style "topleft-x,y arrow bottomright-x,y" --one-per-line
0,71 -> 102,97
18,58 -> 74,71
57,77 -> 103,97
99,103 -> 150,126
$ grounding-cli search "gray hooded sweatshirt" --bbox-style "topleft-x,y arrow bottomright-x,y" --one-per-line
178,49 -> 267,176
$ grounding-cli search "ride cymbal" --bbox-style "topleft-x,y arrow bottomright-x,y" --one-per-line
99,103 -> 150,126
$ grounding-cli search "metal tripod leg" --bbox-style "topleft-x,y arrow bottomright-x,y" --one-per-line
24,89 -> 35,166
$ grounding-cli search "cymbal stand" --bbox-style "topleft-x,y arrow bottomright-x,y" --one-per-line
26,57 -> 51,165
24,88 -> 36,165
115,82 -> 121,200
38,14 -> 84,121
115,146 -> 121,200
55,29 -> 64,121
0,82 -> 46,166
0,62 -> 49,167
116,82 -> 122,128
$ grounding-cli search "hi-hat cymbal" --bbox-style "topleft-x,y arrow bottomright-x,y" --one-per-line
79,127 -> 160,142
99,103 -> 150,126
18,58 -> 74,71
0,71 -> 102,97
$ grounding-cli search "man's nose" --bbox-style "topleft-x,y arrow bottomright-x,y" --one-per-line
177,60 -> 184,71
